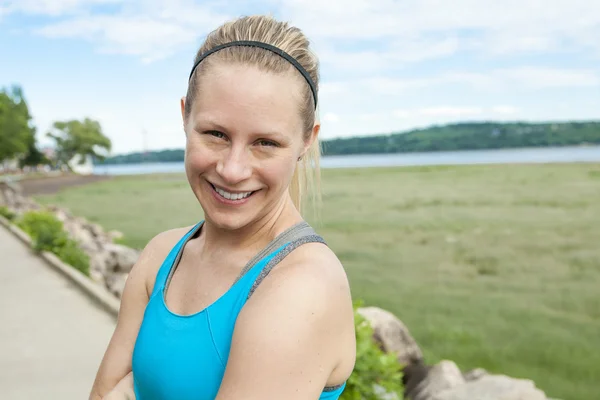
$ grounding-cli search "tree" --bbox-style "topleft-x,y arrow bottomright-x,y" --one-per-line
47,118 -> 112,170
19,129 -> 49,168
0,85 -> 35,164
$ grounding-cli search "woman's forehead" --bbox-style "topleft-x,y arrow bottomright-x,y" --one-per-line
191,65 -> 305,133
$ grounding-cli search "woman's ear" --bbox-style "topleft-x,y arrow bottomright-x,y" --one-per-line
302,122 -> 320,157
180,96 -> 186,123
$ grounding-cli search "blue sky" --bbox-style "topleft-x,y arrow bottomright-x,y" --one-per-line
1,0 -> 599,155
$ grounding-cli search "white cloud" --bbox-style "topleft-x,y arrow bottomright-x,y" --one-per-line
6,0 -> 600,70
391,106 -> 518,119
346,67 -> 600,96
280,0 -> 600,64
319,36 -> 461,73
36,15 -> 196,63
18,1 -> 232,63
497,67 -> 600,88
3,0 -> 123,16
417,106 -> 483,117
491,106 -> 519,115
323,112 -> 339,123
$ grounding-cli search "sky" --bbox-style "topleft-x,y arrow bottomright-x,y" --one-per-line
1,0 -> 599,155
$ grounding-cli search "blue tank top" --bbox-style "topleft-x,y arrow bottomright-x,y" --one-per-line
131,221 -> 347,399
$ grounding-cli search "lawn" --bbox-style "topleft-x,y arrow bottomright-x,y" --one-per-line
35,163 -> 600,400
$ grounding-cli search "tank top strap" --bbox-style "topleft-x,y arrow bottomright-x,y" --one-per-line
150,221 -> 204,298
231,221 -> 320,285
246,231 -> 327,301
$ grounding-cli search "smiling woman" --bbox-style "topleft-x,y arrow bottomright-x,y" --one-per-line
89,14 -> 356,400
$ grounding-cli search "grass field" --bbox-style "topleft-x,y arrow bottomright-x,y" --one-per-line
35,163 -> 600,400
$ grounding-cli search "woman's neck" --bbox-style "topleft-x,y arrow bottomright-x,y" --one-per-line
199,196 -> 303,256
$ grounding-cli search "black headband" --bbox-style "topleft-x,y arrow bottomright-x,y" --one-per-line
188,40 -> 318,108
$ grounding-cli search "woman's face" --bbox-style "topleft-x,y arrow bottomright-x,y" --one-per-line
181,63 -> 315,231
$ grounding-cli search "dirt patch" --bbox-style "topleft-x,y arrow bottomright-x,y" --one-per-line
18,174 -> 112,196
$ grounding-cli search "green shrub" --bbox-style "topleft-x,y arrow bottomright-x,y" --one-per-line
0,206 -> 15,221
55,239 -> 90,276
341,301 -> 404,400
16,210 -> 90,276
17,211 -> 68,252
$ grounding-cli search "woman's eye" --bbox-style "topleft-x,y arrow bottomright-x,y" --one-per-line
206,131 -> 225,139
258,139 -> 278,147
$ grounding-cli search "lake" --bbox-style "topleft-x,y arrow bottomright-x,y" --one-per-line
94,145 -> 600,176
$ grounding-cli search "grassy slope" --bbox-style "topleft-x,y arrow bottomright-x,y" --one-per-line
35,164 -> 600,400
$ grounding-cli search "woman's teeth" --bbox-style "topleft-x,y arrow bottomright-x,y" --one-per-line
214,186 -> 253,200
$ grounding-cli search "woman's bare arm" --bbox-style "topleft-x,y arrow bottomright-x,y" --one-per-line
88,227 -> 191,400
214,244 -> 356,400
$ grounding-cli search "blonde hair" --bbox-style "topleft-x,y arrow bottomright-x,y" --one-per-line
185,15 -> 321,217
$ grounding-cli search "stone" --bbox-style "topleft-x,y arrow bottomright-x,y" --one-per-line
463,368 -> 488,382
357,306 -> 424,366
104,243 -> 140,273
106,272 -> 129,298
90,270 -> 106,287
411,360 -> 465,400
64,220 -> 99,252
89,223 -> 104,238
90,250 -> 112,275
432,375 -> 548,400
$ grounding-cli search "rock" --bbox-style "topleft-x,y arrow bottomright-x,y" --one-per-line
104,243 -> 140,273
432,375 -> 548,400
403,360 -> 432,399
108,230 -> 124,241
90,270 -> 106,287
357,306 -> 423,366
64,220 -> 100,252
89,223 -> 104,238
463,368 -> 488,382
411,360 -> 465,400
90,250 -> 112,275
106,272 -> 129,298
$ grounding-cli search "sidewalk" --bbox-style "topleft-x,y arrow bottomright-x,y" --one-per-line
0,225 -> 117,400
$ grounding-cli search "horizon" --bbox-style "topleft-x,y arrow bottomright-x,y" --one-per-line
95,119 -> 600,157
1,1 -> 599,155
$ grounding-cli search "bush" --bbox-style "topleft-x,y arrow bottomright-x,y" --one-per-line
0,206 -> 15,221
16,210 -> 90,276
55,239 -> 90,276
17,211 -> 68,252
341,301 -> 404,400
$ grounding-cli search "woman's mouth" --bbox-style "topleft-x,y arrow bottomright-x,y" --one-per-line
209,183 -> 256,203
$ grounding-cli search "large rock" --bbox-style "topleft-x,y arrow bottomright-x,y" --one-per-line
106,272 -> 129,298
432,375 -> 548,400
90,250 -> 112,275
65,220 -> 100,252
463,368 -> 488,382
411,361 -> 465,400
104,243 -> 140,273
357,306 -> 423,366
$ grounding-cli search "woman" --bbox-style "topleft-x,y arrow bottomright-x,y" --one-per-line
89,14 -> 356,400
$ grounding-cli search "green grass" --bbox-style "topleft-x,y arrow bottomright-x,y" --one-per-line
35,164 -> 600,400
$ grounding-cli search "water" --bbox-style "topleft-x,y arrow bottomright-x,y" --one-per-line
93,145 -> 600,176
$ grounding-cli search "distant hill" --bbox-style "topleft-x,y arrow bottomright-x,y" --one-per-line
96,121 -> 600,164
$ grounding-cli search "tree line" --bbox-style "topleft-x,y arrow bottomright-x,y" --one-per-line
321,121 -> 600,155
0,85 -> 112,172
97,120 -> 600,165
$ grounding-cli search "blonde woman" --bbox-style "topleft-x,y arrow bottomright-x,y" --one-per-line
90,14 -> 356,400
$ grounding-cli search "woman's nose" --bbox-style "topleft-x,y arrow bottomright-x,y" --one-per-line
215,146 -> 252,184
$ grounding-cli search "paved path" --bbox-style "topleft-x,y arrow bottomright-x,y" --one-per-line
0,226 -> 117,400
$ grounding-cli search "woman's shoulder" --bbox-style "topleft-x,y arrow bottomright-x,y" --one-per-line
255,236 -> 352,317
133,224 -> 197,297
